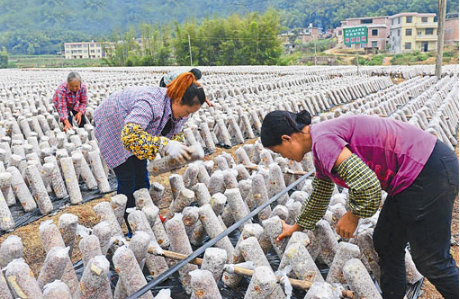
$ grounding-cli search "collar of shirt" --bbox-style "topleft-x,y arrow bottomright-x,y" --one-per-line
163,94 -> 183,123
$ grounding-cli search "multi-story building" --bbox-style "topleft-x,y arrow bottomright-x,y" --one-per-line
336,16 -> 390,50
64,41 -> 109,59
389,13 -> 438,53
445,13 -> 459,45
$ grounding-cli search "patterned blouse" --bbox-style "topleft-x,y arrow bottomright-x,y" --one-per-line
93,86 -> 187,169
52,82 -> 88,121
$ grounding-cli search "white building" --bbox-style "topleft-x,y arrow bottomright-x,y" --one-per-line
64,41 -> 109,59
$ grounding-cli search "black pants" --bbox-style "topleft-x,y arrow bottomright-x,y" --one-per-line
66,110 -> 87,128
113,155 -> 150,231
374,140 -> 459,299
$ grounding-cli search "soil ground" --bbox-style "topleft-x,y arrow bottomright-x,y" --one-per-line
0,109 -> 457,299
0,141 -> 249,276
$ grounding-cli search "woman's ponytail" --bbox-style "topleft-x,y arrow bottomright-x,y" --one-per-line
166,72 -> 205,107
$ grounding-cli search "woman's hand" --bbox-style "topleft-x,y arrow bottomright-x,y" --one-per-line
205,97 -> 214,107
75,111 -> 82,125
165,140 -> 192,164
336,211 -> 360,239
63,119 -> 73,132
277,220 -> 303,242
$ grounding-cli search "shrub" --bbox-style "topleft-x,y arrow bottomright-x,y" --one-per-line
443,51 -> 454,58
368,55 -> 384,65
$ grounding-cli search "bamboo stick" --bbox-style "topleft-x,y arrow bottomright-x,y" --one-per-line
151,247 -> 353,297
148,248 -> 315,290
244,165 -> 309,176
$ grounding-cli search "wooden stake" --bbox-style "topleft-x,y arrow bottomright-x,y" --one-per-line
244,165 -> 309,176
147,248 -> 354,297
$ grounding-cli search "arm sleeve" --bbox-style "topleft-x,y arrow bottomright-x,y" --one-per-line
171,132 -> 185,142
295,177 -> 335,230
337,154 -> 381,218
52,90 -> 68,121
75,85 -> 88,114
120,123 -> 170,160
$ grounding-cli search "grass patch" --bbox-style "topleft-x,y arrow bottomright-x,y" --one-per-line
300,39 -> 336,54
391,51 -> 432,65
351,54 -> 384,66
8,54 -> 105,68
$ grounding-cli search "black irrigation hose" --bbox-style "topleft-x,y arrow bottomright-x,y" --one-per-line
126,170 -> 315,299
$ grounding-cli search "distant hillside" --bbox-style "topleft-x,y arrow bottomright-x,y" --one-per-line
0,0 -> 457,54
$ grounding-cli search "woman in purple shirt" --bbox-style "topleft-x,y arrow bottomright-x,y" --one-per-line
261,110 -> 458,299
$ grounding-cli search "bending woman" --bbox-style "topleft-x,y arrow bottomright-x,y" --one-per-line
261,110 -> 458,299
93,72 -> 206,232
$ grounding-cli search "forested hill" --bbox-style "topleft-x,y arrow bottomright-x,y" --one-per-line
0,0 -> 458,54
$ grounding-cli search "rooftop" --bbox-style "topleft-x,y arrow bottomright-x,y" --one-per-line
389,12 -> 436,19
345,16 -> 388,21
343,24 -> 388,29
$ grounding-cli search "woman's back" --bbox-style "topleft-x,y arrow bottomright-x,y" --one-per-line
310,115 -> 437,195
93,86 -> 186,169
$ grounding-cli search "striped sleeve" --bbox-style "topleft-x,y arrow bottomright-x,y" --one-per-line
338,154 -> 381,218
295,177 -> 335,230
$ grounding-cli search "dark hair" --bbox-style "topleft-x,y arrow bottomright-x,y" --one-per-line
261,110 -> 311,147
182,83 -> 206,106
190,68 -> 202,80
166,72 -> 206,106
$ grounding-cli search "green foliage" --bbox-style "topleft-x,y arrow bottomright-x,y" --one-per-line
443,50 -> 455,58
301,39 -> 336,53
104,24 -> 174,67
172,9 -> 283,66
351,56 -> 369,65
390,51 -> 431,65
8,54 -> 104,68
350,54 -> 384,66
415,51 -> 429,61
277,53 -> 302,66
277,0 -> 458,30
369,55 -> 384,65
2,0 -> 458,55
0,47 -> 7,68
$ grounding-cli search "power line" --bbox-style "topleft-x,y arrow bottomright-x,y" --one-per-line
183,36 -> 280,41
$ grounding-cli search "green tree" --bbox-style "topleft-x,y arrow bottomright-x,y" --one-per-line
1,0 -> 458,55
173,9 -> 283,66
0,47 -> 8,68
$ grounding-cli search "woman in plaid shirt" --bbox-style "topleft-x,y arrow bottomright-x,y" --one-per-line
261,110 -> 458,299
93,72 -> 206,233
52,72 -> 88,131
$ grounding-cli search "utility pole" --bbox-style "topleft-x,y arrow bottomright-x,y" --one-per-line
356,47 -> 359,75
314,40 -> 317,66
188,34 -> 193,66
435,0 -> 447,79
